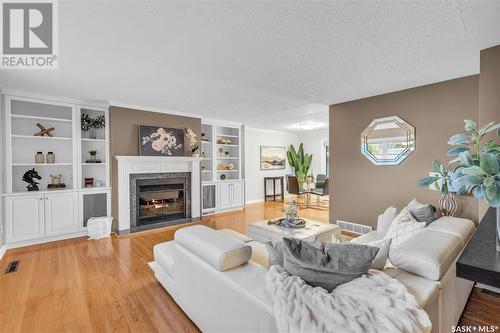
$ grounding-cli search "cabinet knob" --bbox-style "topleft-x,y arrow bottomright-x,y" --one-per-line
40,197 -> 43,200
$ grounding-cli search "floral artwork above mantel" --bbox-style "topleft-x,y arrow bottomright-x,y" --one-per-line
139,125 -> 184,156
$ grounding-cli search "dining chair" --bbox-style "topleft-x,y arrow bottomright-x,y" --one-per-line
312,178 -> 329,207
286,175 -> 306,205
315,174 -> 327,191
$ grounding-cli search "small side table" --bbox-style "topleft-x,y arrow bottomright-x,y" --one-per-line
264,176 -> 284,202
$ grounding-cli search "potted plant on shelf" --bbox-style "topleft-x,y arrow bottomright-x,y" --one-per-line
287,143 -> 313,188
92,115 -> 105,139
88,150 -> 98,163
81,114 -> 105,139
81,113 -> 93,134
419,120 -> 500,251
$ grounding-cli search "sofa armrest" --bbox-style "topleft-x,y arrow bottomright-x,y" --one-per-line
350,230 -> 385,244
175,225 -> 252,271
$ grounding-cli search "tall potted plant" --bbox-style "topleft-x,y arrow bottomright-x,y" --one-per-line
419,120 -> 500,251
287,143 -> 313,188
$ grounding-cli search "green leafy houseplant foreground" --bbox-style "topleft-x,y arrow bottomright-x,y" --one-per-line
419,120 -> 500,207
287,143 -> 313,187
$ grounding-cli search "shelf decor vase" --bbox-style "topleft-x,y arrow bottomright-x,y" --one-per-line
46,152 -> 55,164
439,193 -> 458,217
35,152 -> 44,164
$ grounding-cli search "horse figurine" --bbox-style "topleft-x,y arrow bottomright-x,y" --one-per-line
22,168 -> 42,191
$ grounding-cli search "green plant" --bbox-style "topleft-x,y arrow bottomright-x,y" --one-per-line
447,120 -> 500,206
81,114 -> 105,131
92,115 -> 105,129
81,113 -> 93,131
418,160 -> 453,194
287,143 -> 313,186
89,150 -> 97,156
419,120 -> 500,207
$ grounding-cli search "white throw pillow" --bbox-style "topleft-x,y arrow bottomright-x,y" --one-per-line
383,208 -> 426,249
376,206 -> 398,235
366,238 -> 391,270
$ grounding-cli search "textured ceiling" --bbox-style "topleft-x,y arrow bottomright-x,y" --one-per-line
1,1 -> 499,132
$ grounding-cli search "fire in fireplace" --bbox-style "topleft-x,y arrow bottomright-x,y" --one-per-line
136,177 -> 187,226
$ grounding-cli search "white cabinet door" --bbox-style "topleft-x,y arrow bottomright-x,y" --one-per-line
230,181 -> 244,207
217,183 -> 231,209
45,192 -> 79,236
5,194 -> 45,243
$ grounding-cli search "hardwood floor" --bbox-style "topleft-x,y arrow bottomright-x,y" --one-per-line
458,288 -> 500,328
0,201 -> 498,332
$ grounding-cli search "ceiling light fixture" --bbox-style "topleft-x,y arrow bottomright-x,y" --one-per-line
296,121 -> 323,130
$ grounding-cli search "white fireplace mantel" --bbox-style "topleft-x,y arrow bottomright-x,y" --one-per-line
115,156 -> 201,231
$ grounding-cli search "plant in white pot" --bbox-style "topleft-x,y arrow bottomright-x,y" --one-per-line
419,120 -> 500,251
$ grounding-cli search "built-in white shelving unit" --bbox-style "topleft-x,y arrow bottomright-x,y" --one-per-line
5,96 -> 77,192
201,121 -> 244,215
2,94 -> 111,248
201,123 -> 214,183
78,105 -> 110,190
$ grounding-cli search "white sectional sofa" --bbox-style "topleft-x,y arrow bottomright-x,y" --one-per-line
150,216 -> 475,333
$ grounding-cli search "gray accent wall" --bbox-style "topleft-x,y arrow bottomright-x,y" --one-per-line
109,106 -> 201,229
329,75 -> 480,228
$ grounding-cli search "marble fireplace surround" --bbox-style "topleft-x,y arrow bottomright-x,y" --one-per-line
129,172 -> 191,228
115,156 -> 201,232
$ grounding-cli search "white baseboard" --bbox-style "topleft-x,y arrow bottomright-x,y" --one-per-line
5,231 -> 88,249
0,245 -> 6,261
476,283 -> 500,294
215,206 -> 244,214
246,194 -> 295,205
245,199 -> 265,205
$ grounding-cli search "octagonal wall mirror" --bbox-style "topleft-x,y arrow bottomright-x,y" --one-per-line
361,116 -> 415,166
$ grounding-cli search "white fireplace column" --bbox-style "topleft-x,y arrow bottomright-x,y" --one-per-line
115,156 -> 201,231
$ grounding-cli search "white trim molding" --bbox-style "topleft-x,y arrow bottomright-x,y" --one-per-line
0,245 -> 6,261
245,194 -> 295,205
109,101 -> 201,120
2,89 -> 108,108
115,156 -> 201,231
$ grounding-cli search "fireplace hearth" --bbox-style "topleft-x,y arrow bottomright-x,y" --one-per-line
130,172 -> 191,230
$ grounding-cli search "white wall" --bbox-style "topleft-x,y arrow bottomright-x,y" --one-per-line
298,129 -> 329,176
244,128 -> 298,204
0,94 -> 4,251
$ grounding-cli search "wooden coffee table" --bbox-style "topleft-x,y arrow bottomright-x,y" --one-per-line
247,219 -> 341,243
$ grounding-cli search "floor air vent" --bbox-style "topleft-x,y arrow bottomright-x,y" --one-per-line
5,260 -> 20,274
336,220 -> 372,235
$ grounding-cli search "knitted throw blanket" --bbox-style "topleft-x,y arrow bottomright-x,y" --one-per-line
266,265 -> 431,333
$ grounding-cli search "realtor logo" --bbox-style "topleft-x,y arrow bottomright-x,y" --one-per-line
1,0 -> 58,68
